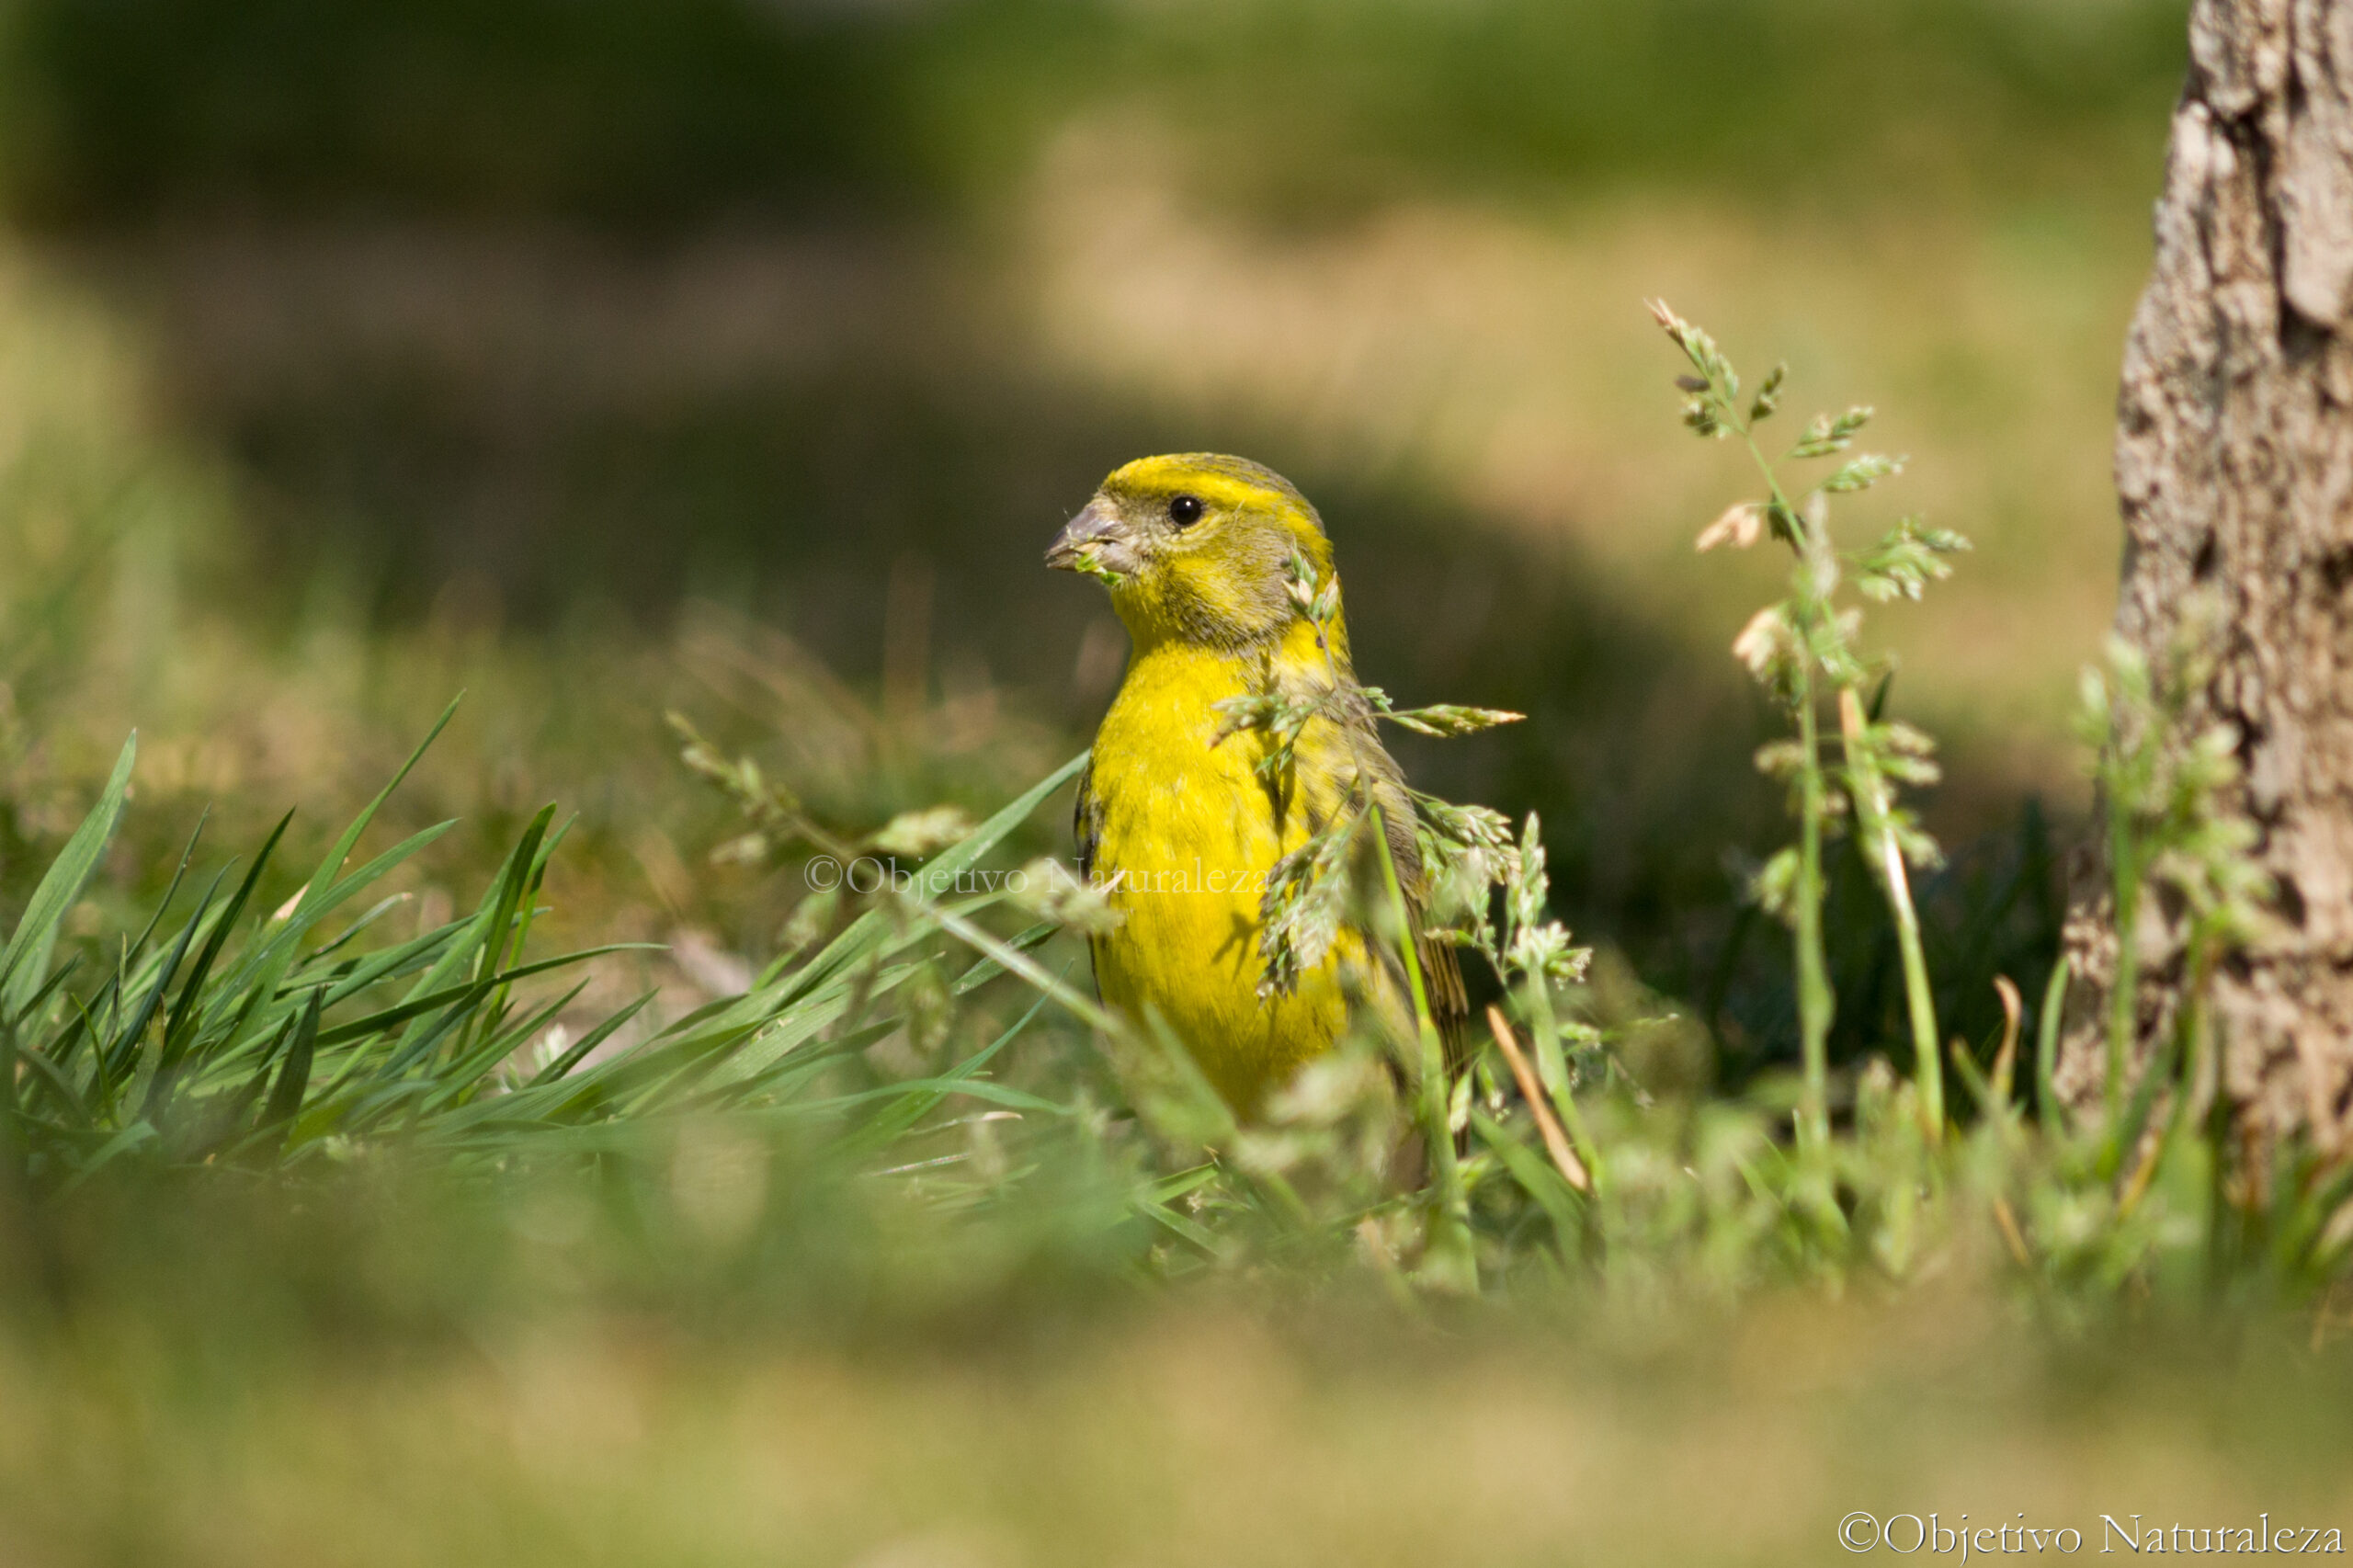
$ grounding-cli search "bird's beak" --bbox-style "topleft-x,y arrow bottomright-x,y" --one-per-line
1046,497 -> 1141,585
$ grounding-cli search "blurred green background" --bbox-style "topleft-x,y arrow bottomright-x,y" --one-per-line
0,0 -> 2176,1069
8,5 -> 2314,1564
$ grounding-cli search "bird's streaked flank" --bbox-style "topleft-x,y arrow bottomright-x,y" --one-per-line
1048,453 -> 1467,1109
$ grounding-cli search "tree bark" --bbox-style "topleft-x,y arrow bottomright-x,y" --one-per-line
2060,0 -> 2353,1147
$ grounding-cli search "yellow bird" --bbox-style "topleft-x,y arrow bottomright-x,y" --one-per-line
1047,453 -> 1466,1110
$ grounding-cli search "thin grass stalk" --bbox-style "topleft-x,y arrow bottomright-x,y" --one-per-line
1484,1006 -> 1587,1193
2105,799 -> 2142,1131
2120,893 -> 2243,1236
1790,663 -> 1834,1153
2117,940 -> 2211,1219
1514,973 -> 1604,1191
2203,1032 -> 2247,1298
1738,432 -> 1835,1156
2036,956 -> 2070,1131
2103,968 -> 2184,1188
1990,975 -> 2023,1108
1369,806 -> 1474,1290
1696,333 -> 1955,1163
1838,687 -> 1943,1138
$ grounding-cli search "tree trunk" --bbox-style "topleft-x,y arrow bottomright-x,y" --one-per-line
2059,0 -> 2353,1146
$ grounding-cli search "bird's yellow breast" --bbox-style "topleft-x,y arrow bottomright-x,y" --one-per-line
1084,631 -> 1375,1108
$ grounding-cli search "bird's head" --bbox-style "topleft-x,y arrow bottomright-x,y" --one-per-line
1046,453 -> 1341,652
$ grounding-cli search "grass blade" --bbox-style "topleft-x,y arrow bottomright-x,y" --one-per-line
0,735 -> 134,1020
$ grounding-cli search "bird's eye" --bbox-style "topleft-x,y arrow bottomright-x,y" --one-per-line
1167,494 -> 1204,529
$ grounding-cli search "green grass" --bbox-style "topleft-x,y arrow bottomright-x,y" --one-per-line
1,709 -> 1103,1189
1,705 -> 2349,1565
6,2 -> 2349,1556
1,688 -> 2337,1313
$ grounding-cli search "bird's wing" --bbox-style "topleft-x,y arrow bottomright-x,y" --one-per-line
1416,914 -> 1472,1079
1072,756 -> 1102,884
1327,694 -> 1472,1080
1073,756 -> 1108,1004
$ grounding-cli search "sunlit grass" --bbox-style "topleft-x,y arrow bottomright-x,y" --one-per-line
6,4 -> 2346,1556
